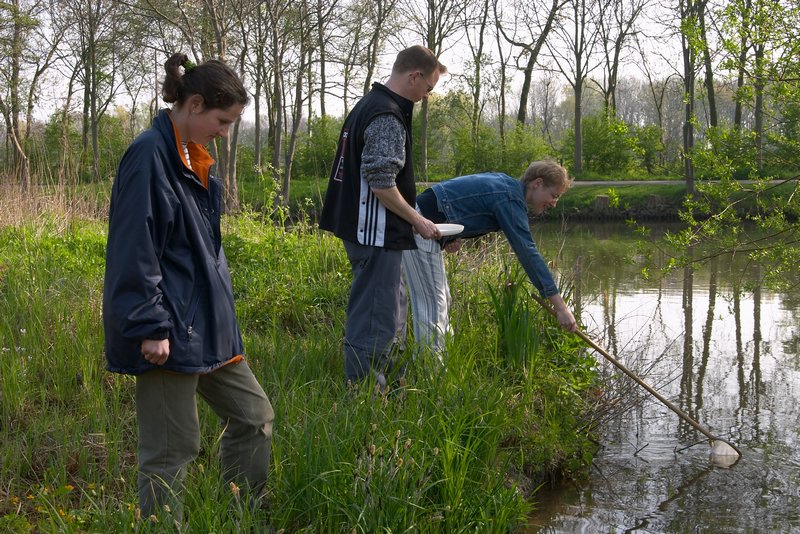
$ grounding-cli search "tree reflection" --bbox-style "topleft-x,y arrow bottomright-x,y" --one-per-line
680,248 -> 696,432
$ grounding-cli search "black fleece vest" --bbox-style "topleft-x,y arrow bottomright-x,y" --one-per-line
319,83 -> 416,250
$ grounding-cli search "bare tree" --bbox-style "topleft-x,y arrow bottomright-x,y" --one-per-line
462,0 -> 490,148
679,0 -> 701,192
140,0 -> 249,211
328,0 -> 398,116
0,0 -> 60,190
634,33 -> 677,168
697,0 -> 717,127
402,0 -> 472,179
233,0 -> 269,168
546,0 -> 601,175
312,0 -> 340,117
595,0 -> 647,117
495,0 -> 565,125
530,68 -> 560,151
281,1 -> 315,206
55,0 -> 131,181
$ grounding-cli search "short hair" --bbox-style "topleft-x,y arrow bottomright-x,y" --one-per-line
162,53 -> 249,110
521,160 -> 572,191
391,45 -> 447,77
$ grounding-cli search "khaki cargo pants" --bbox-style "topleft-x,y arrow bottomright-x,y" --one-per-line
135,360 -> 274,521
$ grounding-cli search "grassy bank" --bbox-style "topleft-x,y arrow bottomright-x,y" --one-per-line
0,199 -> 599,532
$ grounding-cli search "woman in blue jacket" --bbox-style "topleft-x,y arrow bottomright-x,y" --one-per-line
402,160 -> 578,356
102,53 -> 273,523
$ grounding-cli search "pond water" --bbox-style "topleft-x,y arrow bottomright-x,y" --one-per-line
526,221 -> 800,533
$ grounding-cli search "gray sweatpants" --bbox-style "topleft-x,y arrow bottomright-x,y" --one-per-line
342,240 -> 407,387
135,360 -> 274,521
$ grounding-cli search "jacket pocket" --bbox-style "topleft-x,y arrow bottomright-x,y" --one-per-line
183,291 -> 201,343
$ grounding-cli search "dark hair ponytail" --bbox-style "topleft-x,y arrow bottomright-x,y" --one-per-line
161,53 -> 249,110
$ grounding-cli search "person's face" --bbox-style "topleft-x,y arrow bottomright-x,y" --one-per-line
411,69 -> 441,102
525,177 -> 565,215
187,99 -> 244,144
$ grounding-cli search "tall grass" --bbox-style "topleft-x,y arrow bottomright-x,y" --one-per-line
0,201 -> 600,532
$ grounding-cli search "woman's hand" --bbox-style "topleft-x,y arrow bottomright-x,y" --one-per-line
548,294 -> 578,332
141,338 -> 170,365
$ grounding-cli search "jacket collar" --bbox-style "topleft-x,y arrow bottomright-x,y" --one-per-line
153,109 -> 214,188
371,82 -> 414,118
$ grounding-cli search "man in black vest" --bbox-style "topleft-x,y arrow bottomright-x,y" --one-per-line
320,45 -> 447,389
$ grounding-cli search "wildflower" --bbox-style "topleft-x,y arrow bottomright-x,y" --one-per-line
198,463 -> 205,473
63,484 -> 74,492
369,444 -> 376,457
395,457 -> 404,468
10,495 -> 19,504
148,514 -> 158,523
404,439 -> 411,450
332,402 -> 338,414
58,508 -> 66,517
163,504 -> 171,514
135,507 -> 142,522
433,447 -> 439,456
229,481 -> 240,499
395,430 -> 401,439
26,494 -> 34,500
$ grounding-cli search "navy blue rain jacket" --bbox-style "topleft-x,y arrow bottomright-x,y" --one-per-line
102,109 -> 244,375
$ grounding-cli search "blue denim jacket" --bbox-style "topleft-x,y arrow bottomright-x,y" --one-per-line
429,172 -> 559,297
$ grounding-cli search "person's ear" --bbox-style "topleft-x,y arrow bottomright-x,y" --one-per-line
187,94 -> 205,114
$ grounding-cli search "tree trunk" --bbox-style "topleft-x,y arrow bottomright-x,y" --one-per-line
573,78 -> 583,175
699,2 -> 717,127
228,117 -> 242,211
681,0 -> 696,196
516,56 -> 535,125
754,43 -> 765,174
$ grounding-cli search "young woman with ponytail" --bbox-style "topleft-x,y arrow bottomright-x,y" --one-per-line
102,53 -> 273,525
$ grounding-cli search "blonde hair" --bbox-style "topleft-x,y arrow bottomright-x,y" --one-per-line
521,160 -> 571,191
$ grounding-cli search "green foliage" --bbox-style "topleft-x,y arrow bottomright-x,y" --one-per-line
632,124 -> 666,175
656,125 -> 800,289
422,91 -> 473,180
502,123 -> 554,177
36,111 -> 133,183
450,122 -> 503,177
0,211 -> 599,532
562,114 -> 638,175
293,114 -> 342,180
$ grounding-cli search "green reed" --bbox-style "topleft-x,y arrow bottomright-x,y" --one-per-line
1,211 -> 598,532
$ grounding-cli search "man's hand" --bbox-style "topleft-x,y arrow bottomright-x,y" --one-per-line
413,215 -> 441,240
369,186 -> 441,240
141,338 -> 170,365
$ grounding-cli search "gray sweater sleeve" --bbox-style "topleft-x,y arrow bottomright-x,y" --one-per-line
362,114 -> 406,189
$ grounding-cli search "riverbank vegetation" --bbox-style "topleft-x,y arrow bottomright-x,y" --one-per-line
0,190 -> 601,532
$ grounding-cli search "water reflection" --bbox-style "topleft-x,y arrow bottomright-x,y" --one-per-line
527,222 -> 800,533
